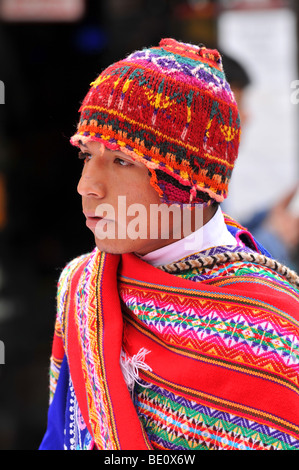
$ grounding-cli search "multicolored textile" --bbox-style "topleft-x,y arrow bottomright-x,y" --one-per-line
70,38 -> 240,205
40,222 -> 299,450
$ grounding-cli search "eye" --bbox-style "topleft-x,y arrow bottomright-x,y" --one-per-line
114,157 -> 133,167
78,150 -> 92,162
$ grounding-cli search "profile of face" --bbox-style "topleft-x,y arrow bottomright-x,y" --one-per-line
77,140 -> 194,255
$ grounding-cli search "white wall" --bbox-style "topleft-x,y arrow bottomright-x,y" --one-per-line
218,8 -> 298,222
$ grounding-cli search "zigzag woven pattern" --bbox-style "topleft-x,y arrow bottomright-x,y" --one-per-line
120,277 -> 299,393
70,38 -> 240,204
119,246 -> 299,450
135,380 -> 299,450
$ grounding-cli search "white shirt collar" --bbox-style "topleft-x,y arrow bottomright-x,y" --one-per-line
137,206 -> 237,267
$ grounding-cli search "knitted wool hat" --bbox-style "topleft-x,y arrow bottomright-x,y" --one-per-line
71,38 -> 241,204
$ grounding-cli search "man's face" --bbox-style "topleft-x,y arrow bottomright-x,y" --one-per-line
77,140 -> 183,255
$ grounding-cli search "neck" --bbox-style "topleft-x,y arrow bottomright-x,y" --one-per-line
136,203 -> 219,256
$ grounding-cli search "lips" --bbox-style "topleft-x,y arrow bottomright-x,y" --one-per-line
83,211 -> 113,232
83,211 -> 102,230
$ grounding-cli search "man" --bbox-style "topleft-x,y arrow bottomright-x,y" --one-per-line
221,53 -> 299,270
40,38 -> 299,450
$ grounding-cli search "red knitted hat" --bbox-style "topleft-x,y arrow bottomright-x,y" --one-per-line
71,38 -> 241,204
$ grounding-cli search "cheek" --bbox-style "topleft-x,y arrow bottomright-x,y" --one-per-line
113,166 -> 161,218
126,176 -> 160,204
141,176 -> 162,204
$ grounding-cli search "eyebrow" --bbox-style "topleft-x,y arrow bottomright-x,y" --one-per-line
105,147 -> 135,162
115,150 -> 134,159
78,141 -> 137,164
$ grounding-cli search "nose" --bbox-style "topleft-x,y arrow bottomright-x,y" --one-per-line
77,160 -> 106,199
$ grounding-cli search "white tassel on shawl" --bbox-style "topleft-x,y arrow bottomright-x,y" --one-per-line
120,347 -> 152,397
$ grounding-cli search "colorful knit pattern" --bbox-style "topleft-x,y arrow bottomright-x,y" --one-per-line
70,38 -> 240,204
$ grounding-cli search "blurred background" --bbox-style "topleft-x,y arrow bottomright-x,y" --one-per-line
0,0 -> 298,450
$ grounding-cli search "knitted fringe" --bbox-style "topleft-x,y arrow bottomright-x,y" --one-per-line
120,347 -> 152,397
158,251 -> 299,289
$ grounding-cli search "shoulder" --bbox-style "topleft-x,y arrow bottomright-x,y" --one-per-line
57,249 -> 95,290
171,249 -> 299,315
56,248 -> 99,324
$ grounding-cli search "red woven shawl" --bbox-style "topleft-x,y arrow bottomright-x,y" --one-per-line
52,249 -> 299,450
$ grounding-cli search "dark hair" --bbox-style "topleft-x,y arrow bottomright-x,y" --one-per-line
221,53 -> 251,90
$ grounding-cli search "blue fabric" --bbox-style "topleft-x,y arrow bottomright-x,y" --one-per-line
242,209 -> 295,269
39,355 -> 94,450
39,356 -> 69,450
226,223 -> 272,258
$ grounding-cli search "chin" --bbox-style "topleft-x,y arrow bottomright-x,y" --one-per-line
95,238 -> 135,255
